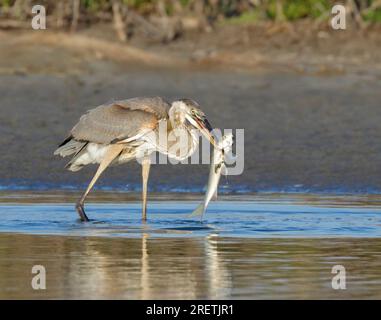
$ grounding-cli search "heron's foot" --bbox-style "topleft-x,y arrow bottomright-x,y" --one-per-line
75,202 -> 90,222
142,208 -> 147,222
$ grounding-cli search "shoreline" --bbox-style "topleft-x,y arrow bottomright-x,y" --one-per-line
1,190 -> 380,204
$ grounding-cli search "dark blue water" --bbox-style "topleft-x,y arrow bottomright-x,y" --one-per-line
1,198 -> 380,238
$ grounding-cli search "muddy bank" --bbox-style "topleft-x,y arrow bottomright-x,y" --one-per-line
0,30 -> 380,193
1,68 -> 380,192
2,24 -> 381,74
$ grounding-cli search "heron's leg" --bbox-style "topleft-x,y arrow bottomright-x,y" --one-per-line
76,145 -> 124,222
141,156 -> 151,221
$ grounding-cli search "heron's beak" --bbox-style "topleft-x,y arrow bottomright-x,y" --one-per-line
194,116 -> 217,147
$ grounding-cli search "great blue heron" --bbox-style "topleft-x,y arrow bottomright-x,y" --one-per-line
54,97 -> 216,222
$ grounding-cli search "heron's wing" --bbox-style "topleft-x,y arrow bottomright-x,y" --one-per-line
70,97 -> 170,144
115,97 -> 170,119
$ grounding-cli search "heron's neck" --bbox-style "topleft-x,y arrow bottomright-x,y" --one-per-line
163,122 -> 199,161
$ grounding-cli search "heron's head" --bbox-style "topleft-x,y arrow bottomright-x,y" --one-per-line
170,99 -> 216,146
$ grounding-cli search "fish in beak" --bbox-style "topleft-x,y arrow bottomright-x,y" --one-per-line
187,113 -> 217,147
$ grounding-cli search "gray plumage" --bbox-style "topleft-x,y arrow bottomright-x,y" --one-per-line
71,97 -> 170,144
54,97 -> 171,170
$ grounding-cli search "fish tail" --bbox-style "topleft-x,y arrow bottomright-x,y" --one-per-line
190,203 -> 205,217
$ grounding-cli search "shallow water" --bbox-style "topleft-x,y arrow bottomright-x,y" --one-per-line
1,194 -> 381,238
0,193 -> 381,299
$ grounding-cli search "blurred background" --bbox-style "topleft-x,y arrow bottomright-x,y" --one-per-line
2,0 -> 381,35
0,0 -> 380,194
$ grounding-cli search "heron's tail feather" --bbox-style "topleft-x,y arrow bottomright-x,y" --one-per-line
190,203 -> 205,217
65,162 -> 84,172
54,138 -> 89,172
65,142 -> 89,172
54,138 -> 86,157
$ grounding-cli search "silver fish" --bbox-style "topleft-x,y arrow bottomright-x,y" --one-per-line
191,133 -> 234,218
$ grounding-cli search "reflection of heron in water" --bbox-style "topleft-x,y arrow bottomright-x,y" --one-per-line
205,234 -> 232,299
140,233 -> 150,299
54,97 -> 216,222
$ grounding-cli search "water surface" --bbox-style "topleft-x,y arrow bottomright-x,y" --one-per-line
0,193 -> 380,299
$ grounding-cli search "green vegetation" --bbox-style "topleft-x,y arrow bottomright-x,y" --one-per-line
225,0 -> 331,25
226,10 -> 261,25
363,8 -> 381,22
1,0 -> 381,29
279,0 -> 330,20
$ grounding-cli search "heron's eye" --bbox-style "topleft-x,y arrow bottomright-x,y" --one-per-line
191,110 -> 197,116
